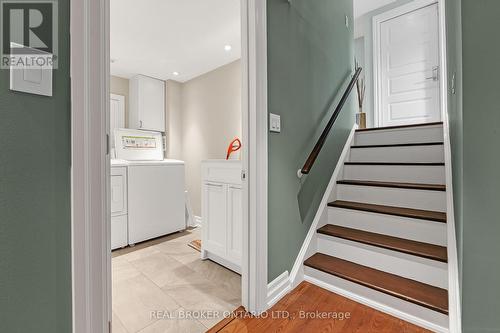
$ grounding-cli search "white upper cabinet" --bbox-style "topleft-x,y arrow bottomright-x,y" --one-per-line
129,75 -> 165,132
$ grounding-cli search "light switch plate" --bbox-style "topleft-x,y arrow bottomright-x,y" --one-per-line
270,113 -> 281,133
10,54 -> 53,96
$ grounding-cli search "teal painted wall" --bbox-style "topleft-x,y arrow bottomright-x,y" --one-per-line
0,0 -> 72,332
267,0 -> 355,282
460,1 -> 500,331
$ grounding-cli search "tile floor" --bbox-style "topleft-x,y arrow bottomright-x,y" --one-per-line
112,227 -> 241,333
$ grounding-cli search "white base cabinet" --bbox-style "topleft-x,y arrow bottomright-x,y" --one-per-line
111,166 -> 128,249
201,160 -> 242,273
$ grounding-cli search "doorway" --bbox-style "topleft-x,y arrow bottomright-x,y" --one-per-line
373,1 -> 442,127
108,1 -> 244,332
71,0 -> 269,332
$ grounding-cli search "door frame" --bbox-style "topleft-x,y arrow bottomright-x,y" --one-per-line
70,0 -> 269,332
372,0 -> 442,128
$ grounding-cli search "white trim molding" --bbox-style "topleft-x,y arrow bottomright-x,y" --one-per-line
71,0 -> 110,331
437,0 -> 462,332
267,271 -> 291,308
193,215 -> 202,227
243,0 -> 269,314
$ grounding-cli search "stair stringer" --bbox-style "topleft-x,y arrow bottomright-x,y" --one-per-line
289,124 -> 357,288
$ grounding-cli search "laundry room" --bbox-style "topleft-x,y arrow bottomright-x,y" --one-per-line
108,1 -> 243,332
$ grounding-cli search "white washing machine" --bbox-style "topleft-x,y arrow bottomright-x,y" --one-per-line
113,129 -> 186,246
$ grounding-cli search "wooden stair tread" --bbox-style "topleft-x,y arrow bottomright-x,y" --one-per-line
304,253 -> 449,314
351,142 -> 444,148
337,180 -> 446,191
356,122 -> 443,132
317,225 -> 448,262
328,200 -> 447,223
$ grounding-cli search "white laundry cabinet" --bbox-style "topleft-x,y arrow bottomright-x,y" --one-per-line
129,75 -> 165,132
201,160 -> 242,273
111,165 -> 128,249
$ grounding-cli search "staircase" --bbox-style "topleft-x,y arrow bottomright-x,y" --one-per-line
303,122 -> 450,332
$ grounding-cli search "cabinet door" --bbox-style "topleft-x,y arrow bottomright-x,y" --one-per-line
202,182 -> 227,257
138,76 -> 165,132
111,215 -> 128,250
111,167 -> 127,216
226,185 -> 242,265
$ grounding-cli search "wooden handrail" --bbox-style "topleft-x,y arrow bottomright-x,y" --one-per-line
298,67 -> 362,178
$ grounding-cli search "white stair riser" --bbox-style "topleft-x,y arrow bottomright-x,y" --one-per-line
317,236 -> 448,288
336,185 -> 446,212
343,165 -> 445,184
349,145 -> 444,163
304,269 -> 449,333
327,207 -> 447,246
355,126 -> 444,146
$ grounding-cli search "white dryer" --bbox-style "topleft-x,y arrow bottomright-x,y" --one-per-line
113,129 -> 186,245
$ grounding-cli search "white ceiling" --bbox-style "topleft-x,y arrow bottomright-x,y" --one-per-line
110,0 -> 241,82
354,0 -> 397,18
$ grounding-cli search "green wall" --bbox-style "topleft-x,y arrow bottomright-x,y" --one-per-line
447,0 -> 500,331
460,1 -> 500,331
267,0 -> 355,282
0,0 -> 72,332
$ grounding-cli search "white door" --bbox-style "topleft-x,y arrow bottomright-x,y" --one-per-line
111,167 -> 128,249
227,185 -> 243,265
202,182 -> 227,257
377,3 -> 440,127
110,167 -> 127,216
110,94 -> 125,148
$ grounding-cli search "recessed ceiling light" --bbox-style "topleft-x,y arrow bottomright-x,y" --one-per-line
173,71 -> 179,76
224,45 -> 232,52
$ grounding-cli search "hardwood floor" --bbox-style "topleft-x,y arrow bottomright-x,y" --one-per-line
207,281 -> 431,333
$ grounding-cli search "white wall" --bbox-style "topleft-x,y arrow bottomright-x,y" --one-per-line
166,80 -> 183,160
167,59 -> 242,217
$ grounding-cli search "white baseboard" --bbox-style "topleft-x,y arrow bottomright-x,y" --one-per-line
289,125 -> 358,288
266,271 -> 291,308
193,215 -> 202,227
